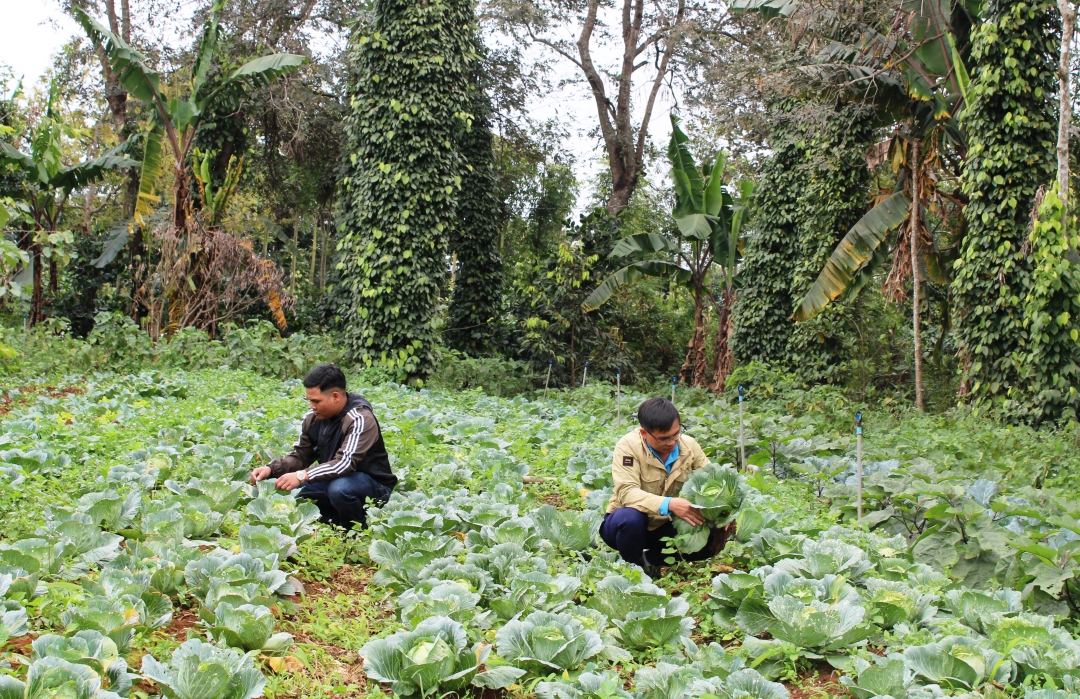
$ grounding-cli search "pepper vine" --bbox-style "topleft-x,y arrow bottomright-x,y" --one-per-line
952,0 -> 1060,417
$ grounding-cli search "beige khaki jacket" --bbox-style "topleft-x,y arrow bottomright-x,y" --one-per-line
606,430 -> 710,530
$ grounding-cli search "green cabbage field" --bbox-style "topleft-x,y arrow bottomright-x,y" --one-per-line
2,369 -> 1080,699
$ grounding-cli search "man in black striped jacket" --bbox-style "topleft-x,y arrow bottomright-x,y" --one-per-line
250,363 -> 397,529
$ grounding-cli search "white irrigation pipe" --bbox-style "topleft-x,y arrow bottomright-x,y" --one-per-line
856,411 -> 864,520
670,376 -> 676,405
543,359 -> 552,399
581,361 -> 589,388
738,385 -> 746,472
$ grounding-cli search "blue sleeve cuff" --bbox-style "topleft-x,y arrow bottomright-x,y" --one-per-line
659,497 -> 671,516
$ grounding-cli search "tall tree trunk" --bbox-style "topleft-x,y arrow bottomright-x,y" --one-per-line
910,139 -> 925,411
679,285 -> 708,388
709,289 -> 735,393
30,242 -> 43,327
1059,0 -> 1076,215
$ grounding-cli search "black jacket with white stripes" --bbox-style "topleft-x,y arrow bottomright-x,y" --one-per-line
267,393 -> 396,487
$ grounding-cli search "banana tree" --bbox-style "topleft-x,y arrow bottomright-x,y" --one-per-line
735,0 -> 976,410
76,1 -> 303,232
0,99 -> 137,325
75,1 -> 303,332
583,115 -> 752,391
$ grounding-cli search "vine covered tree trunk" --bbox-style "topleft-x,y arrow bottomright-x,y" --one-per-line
909,139 -> 925,411
731,100 -> 803,363
446,79 -> 503,356
1058,0 -> 1076,212
336,0 -> 478,380
783,103 -> 875,382
953,0 -> 1060,418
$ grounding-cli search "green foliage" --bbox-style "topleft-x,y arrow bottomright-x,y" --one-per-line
335,0 -> 480,380
510,210 -> 631,384
1011,185 -> 1080,423
732,101 -> 874,383
447,79 -> 503,356
952,0 -> 1061,420
731,101 -> 806,365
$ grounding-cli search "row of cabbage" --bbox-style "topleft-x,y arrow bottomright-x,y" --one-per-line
360,431 -> 1080,699
0,446 -> 320,699
356,445 -> 791,699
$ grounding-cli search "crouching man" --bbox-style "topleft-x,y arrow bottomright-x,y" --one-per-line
600,397 -> 719,574
250,363 -> 397,529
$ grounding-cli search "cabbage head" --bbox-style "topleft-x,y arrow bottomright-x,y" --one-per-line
140,639 -> 265,699
361,616 -> 524,697
209,603 -> 293,654
496,610 -> 604,676
0,656 -> 124,699
672,464 -> 746,553
31,630 -> 133,696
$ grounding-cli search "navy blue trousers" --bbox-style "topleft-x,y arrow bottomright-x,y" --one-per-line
600,507 -> 716,566
298,471 -> 391,529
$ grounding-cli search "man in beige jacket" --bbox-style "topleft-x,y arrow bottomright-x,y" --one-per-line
600,397 -> 715,571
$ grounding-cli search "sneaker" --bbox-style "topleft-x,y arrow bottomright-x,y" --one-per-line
640,552 -> 661,579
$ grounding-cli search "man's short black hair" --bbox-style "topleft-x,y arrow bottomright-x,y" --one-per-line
303,363 -> 347,393
637,397 -> 680,432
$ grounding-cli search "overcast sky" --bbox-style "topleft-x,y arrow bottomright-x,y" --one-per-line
0,0 -> 678,208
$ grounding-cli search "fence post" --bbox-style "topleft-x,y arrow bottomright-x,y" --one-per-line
738,385 -> 746,472
856,411 -> 864,521
543,359 -> 553,400
581,360 -> 589,389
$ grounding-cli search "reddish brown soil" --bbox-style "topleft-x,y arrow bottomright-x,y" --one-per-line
3,633 -> 35,655
0,385 -> 85,416
160,606 -> 199,643
786,669 -> 850,699
541,492 -> 566,508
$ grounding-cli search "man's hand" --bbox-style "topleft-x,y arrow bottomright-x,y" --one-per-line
250,466 -> 272,484
668,498 -> 705,526
275,472 -> 304,492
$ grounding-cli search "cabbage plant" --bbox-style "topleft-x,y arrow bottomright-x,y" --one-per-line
536,669 -> 633,699
208,603 -> 293,654
488,572 -> 580,620
613,596 -> 696,653
586,574 -> 669,621
31,630 -> 133,696
0,656 -> 124,699
398,581 -> 490,629
635,662 -> 788,699
370,532 -> 464,591
532,505 -> 602,551
496,610 -> 604,675
238,524 -> 297,561
360,616 -> 524,696
672,464 -> 746,553
245,494 -> 321,541
465,517 -> 543,552
141,639 -> 265,699
183,552 -> 293,603
0,605 -> 28,646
